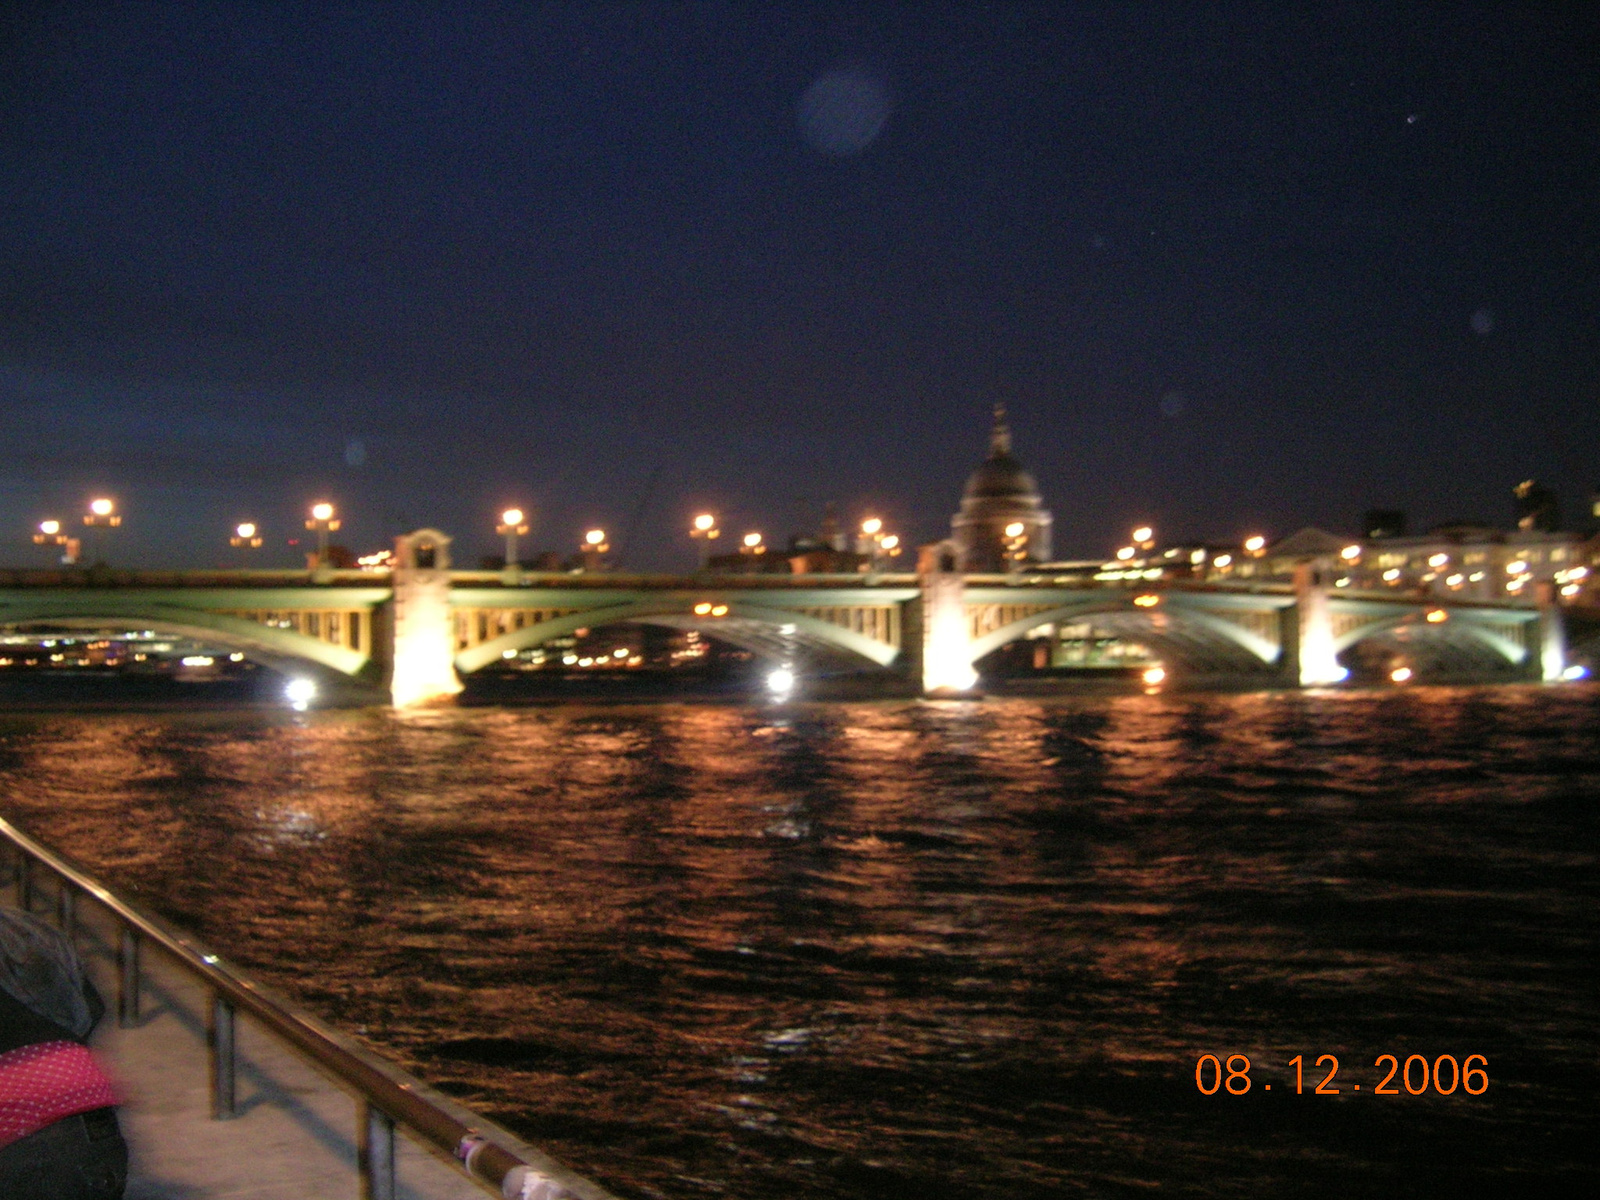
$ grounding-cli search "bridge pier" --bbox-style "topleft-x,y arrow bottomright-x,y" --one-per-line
1537,584 -> 1567,682
1293,563 -> 1345,685
918,542 -> 978,694
387,530 -> 463,708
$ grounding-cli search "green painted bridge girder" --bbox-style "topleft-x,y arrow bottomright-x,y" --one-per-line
1325,603 -> 1534,663
454,595 -> 906,674
449,586 -> 921,609
0,592 -> 371,678
965,593 -> 1287,667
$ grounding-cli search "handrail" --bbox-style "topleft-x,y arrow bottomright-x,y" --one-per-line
0,814 -> 620,1200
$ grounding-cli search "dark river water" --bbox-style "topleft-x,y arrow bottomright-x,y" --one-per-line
1,686 -> 1597,1198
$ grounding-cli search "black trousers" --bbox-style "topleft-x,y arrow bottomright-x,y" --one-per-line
0,1107 -> 127,1200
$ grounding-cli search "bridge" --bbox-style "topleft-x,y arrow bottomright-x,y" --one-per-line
0,530 -> 1578,706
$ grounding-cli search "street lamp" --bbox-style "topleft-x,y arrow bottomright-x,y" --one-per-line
580,528 -> 609,571
859,518 -> 902,570
741,531 -> 765,555
33,519 -> 80,565
1004,520 -> 1029,571
690,513 -> 720,566
230,522 -> 263,549
497,508 -> 529,574
305,502 -> 341,572
82,498 -> 121,565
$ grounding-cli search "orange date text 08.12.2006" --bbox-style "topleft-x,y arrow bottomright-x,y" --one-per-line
1194,1054 -> 1488,1097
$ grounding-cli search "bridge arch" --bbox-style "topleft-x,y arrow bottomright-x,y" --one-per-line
967,597 -> 1283,672
1331,610 -> 1529,666
0,600 -> 369,680
453,598 -> 899,674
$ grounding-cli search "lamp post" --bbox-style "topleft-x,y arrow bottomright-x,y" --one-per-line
305,502 -> 340,576
581,528 -> 609,572
230,522 -> 263,566
33,519 -> 80,565
858,518 -> 903,572
690,513 -> 720,568
497,508 -> 529,580
1004,521 -> 1029,572
82,498 -> 121,565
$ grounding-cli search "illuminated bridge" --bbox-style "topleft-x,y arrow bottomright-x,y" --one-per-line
0,529 -> 1572,706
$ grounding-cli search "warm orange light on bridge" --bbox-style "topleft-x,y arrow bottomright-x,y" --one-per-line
693,602 -> 712,615
1340,544 -> 1362,561
1133,594 -> 1160,608
861,517 -> 883,536
1244,535 -> 1266,554
1426,609 -> 1448,623
710,604 -> 728,617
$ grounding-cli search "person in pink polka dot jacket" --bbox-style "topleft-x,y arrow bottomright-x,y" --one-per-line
0,905 -> 125,1200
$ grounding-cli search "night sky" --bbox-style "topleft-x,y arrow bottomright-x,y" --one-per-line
2,4 -> 1597,570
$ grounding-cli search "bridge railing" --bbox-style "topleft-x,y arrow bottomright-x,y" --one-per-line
0,814 -> 617,1200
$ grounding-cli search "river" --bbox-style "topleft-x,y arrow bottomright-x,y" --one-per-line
1,685 -> 1596,1197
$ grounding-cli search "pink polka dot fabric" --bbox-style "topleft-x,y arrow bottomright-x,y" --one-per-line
0,1041 -> 118,1149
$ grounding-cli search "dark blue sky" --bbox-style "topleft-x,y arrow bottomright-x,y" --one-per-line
2,3 -> 1597,569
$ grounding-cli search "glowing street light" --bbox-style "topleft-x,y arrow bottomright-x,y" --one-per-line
690,512 -> 720,566
305,502 -> 341,571
741,531 -> 765,555
578,528 -> 610,571
1131,525 -> 1154,548
33,519 -> 79,565
1243,535 -> 1266,555
1003,521 -> 1029,571
230,522 -> 263,549
81,498 -> 121,565
1340,544 -> 1362,562
497,508 -> 529,573
858,518 -> 903,569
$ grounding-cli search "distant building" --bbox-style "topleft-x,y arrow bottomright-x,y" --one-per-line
950,405 -> 1053,571
1209,524 -> 1596,605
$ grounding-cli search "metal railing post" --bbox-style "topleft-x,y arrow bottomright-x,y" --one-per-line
360,1100 -> 397,1200
118,925 -> 141,1028
210,994 -> 237,1119
57,879 -> 76,940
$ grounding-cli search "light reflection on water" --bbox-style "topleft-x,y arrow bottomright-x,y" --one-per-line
1,687 -> 1597,1198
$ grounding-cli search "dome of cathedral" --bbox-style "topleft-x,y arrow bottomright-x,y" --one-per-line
962,449 -> 1040,502
950,405 -> 1054,571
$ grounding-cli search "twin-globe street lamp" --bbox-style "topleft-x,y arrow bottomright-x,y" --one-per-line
859,517 -> 903,570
